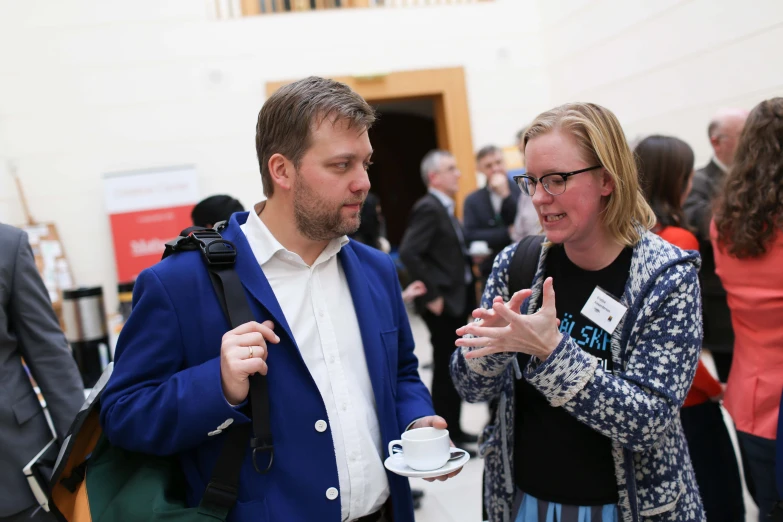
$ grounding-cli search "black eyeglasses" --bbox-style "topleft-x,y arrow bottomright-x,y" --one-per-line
513,165 -> 602,196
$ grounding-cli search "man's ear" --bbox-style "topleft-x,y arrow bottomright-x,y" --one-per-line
268,153 -> 295,192
600,168 -> 615,197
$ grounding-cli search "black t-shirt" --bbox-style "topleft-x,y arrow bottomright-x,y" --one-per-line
513,244 -> 632,506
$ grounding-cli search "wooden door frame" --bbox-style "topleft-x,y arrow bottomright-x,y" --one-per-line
265,67 -> 476,215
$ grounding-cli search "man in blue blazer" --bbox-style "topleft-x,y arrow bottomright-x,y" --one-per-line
100,76 -> 460,522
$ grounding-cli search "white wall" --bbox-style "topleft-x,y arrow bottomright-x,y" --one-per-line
534,0 -> 783,166
0,0 -> 781,311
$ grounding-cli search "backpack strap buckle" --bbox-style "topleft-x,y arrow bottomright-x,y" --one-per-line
250,438 -> 274,474
187,230 -> 236,267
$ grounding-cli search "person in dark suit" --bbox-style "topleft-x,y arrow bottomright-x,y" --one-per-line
399,150 -> 477,446
0,223 -> 84,521
683,108 -> 748,382
463,145 -> 521,286
350,192 -> 384,250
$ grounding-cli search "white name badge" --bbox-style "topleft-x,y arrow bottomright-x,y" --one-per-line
580,287 -> 628,335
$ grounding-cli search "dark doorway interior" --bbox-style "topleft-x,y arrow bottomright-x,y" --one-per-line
368,98 -> 438,250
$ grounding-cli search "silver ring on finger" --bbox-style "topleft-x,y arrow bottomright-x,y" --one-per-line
248,345 -> 254,358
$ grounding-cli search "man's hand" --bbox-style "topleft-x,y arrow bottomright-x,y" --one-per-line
488,173 -> 510,199
710,383 -> 727,403
426,297 -> 444,316
471,254 -> 488,266
401,280 -> 427,304
409,415 -> 464,482
220,320 -> 279,405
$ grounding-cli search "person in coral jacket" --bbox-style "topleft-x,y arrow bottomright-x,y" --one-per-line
712,97 -> 783,522
636,134 -> 745,522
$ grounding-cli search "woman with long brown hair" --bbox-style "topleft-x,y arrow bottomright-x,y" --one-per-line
712,97 -> 783,521
636,135 -> 745,522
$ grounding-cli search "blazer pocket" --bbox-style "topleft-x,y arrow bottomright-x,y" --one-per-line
13,391 -> 43,425
381,329 -> 399,398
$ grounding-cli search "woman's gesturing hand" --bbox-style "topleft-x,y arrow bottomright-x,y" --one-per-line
456,277 -> 563,361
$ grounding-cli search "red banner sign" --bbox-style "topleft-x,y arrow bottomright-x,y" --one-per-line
104,166 -> 199,283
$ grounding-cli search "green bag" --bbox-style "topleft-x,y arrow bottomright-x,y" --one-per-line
84,434 -> 225,521
48,226 -> 273,522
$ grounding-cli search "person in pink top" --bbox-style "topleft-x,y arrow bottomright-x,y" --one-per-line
712,96 -> 783,521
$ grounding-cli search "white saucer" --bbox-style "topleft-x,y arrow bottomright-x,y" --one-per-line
383,448 -> 470,479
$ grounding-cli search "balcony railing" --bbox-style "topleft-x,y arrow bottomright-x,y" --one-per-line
214,0 -> 491,18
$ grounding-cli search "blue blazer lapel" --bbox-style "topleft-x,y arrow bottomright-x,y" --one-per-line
220,212 -> 296,345
338,245 -> 389,405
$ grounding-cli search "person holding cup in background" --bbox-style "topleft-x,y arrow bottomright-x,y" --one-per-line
451,103 -> 705,522
464,145 -> 522,292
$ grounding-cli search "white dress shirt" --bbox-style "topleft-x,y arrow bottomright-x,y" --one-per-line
241,204 -> 389,521
428,188 -> 473,283
712,156 -> 729,174
489,190 -> 503,216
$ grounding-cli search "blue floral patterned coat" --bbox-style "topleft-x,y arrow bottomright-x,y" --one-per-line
450,229 -> 706,522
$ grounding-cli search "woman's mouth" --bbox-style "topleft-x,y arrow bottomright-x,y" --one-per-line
544,213 -> 566,223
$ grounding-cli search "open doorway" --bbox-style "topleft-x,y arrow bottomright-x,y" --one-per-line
368,97 -> 437,249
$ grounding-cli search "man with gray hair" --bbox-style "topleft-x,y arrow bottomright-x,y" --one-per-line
399,150 -> 477,447
684,107 -> 749,382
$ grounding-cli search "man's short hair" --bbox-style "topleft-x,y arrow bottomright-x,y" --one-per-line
476,145 -> 501,164
420,150 -> 452,187
191,195 -> 244,227
707,119 -> 721,139
255,76 -> 377,197
707,108 -> 749,139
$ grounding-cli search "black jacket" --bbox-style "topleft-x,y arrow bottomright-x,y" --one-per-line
683,159 -> 734,352
463,180 -> 520,279
399,193 -> 472,317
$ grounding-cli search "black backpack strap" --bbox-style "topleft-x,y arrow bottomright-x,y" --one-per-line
507,234 -> 546,296
163,226 -> 272,518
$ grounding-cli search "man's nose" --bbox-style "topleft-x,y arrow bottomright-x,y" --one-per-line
351,165 -> 371,193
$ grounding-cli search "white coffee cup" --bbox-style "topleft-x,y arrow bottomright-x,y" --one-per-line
469,240 -> 490,256
387,427 -> 450,471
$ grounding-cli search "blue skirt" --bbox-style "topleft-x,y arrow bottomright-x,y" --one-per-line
512,490 -> 618,522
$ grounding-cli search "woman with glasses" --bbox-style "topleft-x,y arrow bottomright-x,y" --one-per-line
712,97 -> 783,522
636,135 -> 745,522
450,103 -> 704,522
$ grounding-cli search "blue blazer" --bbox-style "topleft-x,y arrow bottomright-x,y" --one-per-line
100,212 -> 435,522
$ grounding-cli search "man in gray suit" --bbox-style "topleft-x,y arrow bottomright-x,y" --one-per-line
683,108 -> 748,382
0,223 -> 84,521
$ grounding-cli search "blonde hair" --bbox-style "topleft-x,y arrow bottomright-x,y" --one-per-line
524,102 -> 655,246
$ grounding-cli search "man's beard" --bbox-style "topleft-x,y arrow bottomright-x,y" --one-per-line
292,173 -> 364,241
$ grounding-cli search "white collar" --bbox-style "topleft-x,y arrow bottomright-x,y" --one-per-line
712,156 -> 729,174
428,188 -> 454,210
243,201 -> 349,267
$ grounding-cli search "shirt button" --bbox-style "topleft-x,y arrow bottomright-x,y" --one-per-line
315,420 -> 328,433
341,403 -> 348,412
325,487 -> 339,500
318,309 -> 324,317
329,355 -> 335,364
